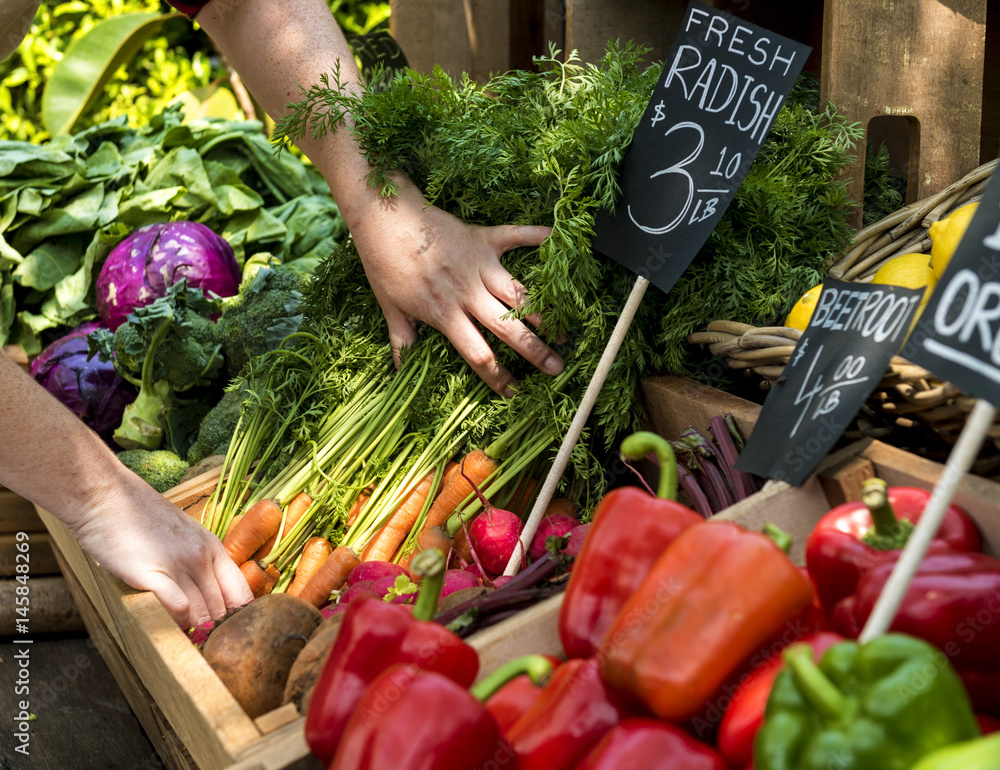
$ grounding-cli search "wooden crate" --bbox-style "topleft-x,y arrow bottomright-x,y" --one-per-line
30,374 -> 763,769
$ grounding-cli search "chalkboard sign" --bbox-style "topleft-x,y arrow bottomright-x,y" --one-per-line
901,168 -> 1000,406
591,0 -> 811,293
736,280 -> 924,486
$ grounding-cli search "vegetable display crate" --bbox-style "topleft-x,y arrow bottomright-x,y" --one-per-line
29,374 -> 761,770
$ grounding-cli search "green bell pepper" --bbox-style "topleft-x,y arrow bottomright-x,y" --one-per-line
909,732 -> 1000,769
754,633 -> 980,770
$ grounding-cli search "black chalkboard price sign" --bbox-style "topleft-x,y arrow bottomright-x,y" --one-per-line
736,279 -> 924,486
591,0 -> 811,292
901,167 -> 1000,406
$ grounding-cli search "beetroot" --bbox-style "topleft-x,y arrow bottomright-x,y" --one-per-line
442,569 -> 481,597
346,560 -> 408,588
528,513 -> 580,562
469,508 -> 523,575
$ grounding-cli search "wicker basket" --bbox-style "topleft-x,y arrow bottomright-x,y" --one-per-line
688,160 -> 1000,475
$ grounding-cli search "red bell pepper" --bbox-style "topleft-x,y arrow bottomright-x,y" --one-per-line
805,478 -> 981,611
559,432 -> 703,659
716,631 -> 843,769
304,549 -> 479,765
506,657 -> 631,770
330,663 -> 503,770
831,547 -> 1000,715
573,718 -> 728,769
599,520 -> 815,722
484,654 -> 559,733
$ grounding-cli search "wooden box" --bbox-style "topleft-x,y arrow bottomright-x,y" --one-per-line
31,375 -> 762,769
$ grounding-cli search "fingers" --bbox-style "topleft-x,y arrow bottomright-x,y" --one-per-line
212,546 -> 254,612
141,572 -> 206,629
489,224 -> 552,252
381,304 -> 419,370
441,315 -> 517,398
472,292 -> 564,379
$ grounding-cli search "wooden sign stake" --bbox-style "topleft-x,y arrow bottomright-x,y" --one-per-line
503,275 -> 651,577
858,398 -> 997,642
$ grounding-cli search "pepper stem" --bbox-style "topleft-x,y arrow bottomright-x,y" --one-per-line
860,478 -> 914,550
763,523 -> 793,554
469,655 -> 555,702
620,431 -> 677,501
409,548 -> 446,622
783,643 -> 847,720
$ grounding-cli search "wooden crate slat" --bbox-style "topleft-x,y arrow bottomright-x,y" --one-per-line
0,489 -> 42,534
0,532 -> 59,576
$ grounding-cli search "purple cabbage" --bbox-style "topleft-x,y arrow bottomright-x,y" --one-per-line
30,321 -> 137,443
96,222 -> 240,331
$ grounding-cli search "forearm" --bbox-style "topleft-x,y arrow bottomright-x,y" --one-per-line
0,351 -> 136,532
195,0 -> 403,234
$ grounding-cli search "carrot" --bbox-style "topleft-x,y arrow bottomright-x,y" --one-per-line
259,564 -> 281,597
362,469 -> 440,563
452,524 -> 474,564
254,491 -> 314,560
240,560 -> 268,595
223,499 -> 283,564
545,498 -> 579,520
298,546 -> 360,608
346,487 -> 373,527
286,537 -> 335,597
413,450 -> 498,544
415,525 -> 455,558
510,477 -> 539,517
223,514 -> 244,541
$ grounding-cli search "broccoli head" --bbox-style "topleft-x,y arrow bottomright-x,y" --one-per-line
216,263 -> 310,378
116,449 -> 191,493
186,384 -> 247,464
89,281 -> 225,451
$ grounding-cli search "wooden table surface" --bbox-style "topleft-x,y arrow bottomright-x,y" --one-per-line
1,632 -> 165,769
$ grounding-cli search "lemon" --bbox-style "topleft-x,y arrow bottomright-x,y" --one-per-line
929,202 -> 979,279
871,252 -> 937,322
784,284 -> 823,331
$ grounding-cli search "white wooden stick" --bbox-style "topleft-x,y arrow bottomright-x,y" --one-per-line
858,398 -> 996,642
502,275 -> 651,577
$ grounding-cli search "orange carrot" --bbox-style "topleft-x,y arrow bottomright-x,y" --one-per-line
299,546 -> 360,608
510,477 -> 540,517
362,469 -> 440,563
346,486 -> 373,527
259,564 -> 281,597
545,498 -> 579,520
415,525 -> 455,558
414,450 -> 498,542
254,491 -> 314,560
223,498 -> 283,564
240,560 -> 268,595
223,513 -> 244,541
286,537 -> 335,597
452,524 -> 474,564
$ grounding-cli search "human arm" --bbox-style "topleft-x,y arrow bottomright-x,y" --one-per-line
0,351 -> 253,628
191,0 -> 564,396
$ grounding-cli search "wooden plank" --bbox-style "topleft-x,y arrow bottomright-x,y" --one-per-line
820,0 -> 987,225
0,575 -> 83,635
50,543 -> 199,770
0,489 -> 42,533
566,0 -> 691,65
0,532 -> 59,577
466,593 -> 566,681
230,720 -> 320,770
640,374 -> 761,442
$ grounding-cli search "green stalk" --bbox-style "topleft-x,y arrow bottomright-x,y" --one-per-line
619,431 -> 677,501
469,655 -> 555,702
409,547 -> 446,621
860,477 -> 914,550
783,643 -> 847,720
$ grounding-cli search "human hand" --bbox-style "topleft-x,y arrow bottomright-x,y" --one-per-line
68,477 -> 253,629
350,179 -> 564,397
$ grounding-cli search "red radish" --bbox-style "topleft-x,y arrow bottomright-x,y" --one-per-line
442,569 -> 482,597
339,581 -> 380,606
470,508 -> 523,575
564,523 -> 590,562
464,563 -> 491,582
492,575 -> 514,589
528,513 -> 579,562
369,574 -> 417,603
346,560 -> 409,587
321,603 -> 347,619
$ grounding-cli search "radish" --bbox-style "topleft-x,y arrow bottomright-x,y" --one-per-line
528,513 -> 579,562
469,507 -> 523,575
464,563 -> 491,582
339,580 -> 380,606
565,523 -> 590,559
346,560 -> 408,588
442,569 -> 482,597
